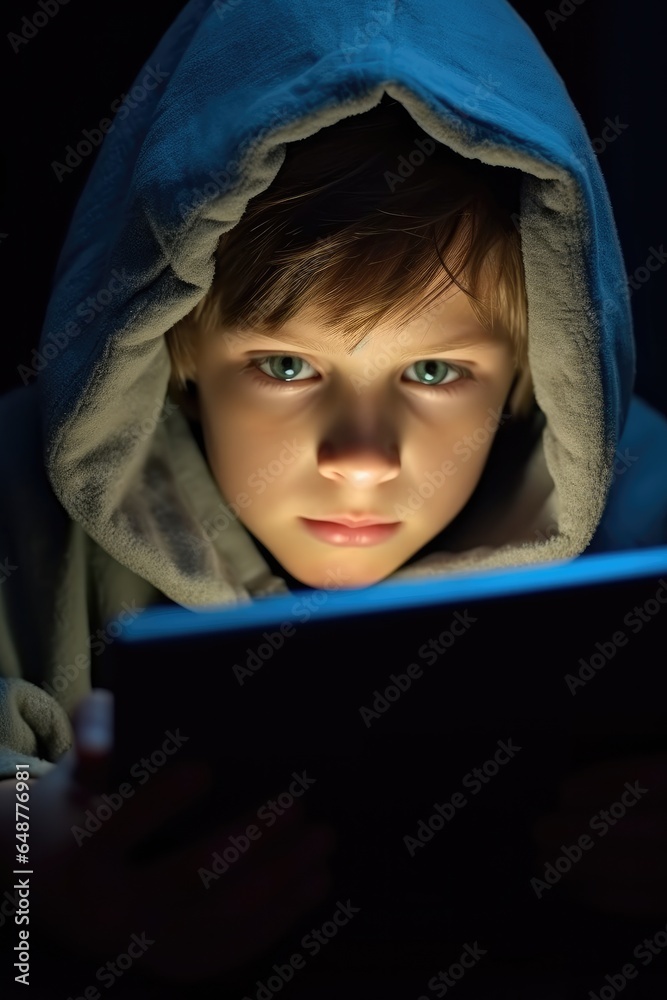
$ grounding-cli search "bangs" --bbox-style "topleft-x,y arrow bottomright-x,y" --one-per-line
166,94 -> 529,406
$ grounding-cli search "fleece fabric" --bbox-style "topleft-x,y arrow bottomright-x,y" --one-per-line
1,0 -> 667,778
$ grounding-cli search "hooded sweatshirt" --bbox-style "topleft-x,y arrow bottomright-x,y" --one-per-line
1,0 -> 667,779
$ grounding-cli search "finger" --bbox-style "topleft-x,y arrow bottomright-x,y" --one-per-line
142,817 -> 336,903
143,815 -> 335,904
166,837 -> 334,965
140,864 -> 333,982
216,863 -> 334,967
88,760 -> 214,853
74,760 -> 309,856
222,822 -> 337,909
137,794 -> 309,881
72,689 -> 114,793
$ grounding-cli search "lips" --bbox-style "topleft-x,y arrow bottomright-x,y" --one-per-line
300,517 -> 400,547
320,515 -> 398,528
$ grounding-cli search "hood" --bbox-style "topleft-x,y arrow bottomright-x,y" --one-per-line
36,0 -> 634,607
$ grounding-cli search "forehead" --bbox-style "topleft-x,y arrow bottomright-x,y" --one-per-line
228,284 -> 508,357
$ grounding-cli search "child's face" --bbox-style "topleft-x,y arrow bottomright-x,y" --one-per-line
193,284 -> 516,589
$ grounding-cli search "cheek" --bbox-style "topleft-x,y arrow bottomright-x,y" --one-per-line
198,393 -> 246,488
408,406 -> 501,518
208,427 -> 264,496
200,396 -> 294,501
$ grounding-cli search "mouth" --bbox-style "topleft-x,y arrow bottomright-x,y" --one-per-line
300,517 -> 401,547
312,515 -> 399,528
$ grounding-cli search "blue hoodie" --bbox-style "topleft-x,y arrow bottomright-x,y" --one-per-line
1,0 -> 666,775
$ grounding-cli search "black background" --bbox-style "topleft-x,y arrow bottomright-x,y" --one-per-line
1,6 -> 666,995
1,0 -> 665,414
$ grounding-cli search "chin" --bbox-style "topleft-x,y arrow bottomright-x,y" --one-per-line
288,560 -> 397,592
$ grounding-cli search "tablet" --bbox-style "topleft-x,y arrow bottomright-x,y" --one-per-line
105,547 -> 667,993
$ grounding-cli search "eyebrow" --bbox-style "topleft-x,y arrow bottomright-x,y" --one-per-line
225,329 -> 494,357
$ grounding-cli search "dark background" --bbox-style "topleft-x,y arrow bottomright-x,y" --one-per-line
1,0 -> 665,415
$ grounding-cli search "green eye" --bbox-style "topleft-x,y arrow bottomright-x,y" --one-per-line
404,360 -> 461,385
257,356 -> 316,381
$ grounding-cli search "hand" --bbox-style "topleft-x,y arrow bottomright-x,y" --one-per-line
530,752 -> 667,918
28,689 -> 337,982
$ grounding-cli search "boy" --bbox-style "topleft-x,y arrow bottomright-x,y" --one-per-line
163,94 -> 544,592
1,0 -> 667,991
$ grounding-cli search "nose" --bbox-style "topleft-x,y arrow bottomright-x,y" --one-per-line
318,444 -> 400,485
317,433 -> 400,486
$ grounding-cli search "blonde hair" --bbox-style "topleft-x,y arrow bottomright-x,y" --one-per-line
166,94 -> 533,414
